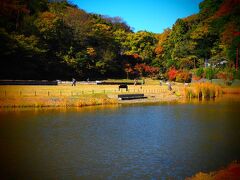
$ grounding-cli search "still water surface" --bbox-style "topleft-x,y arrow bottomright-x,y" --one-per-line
0,96 -> 240,179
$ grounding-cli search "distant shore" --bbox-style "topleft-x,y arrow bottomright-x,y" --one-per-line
0,82 -> 239,108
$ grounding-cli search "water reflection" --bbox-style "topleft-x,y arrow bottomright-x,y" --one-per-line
179,94 -> 240,104
0,96 -> 240,179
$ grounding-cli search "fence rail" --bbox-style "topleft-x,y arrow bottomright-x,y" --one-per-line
0,88 -> 171,97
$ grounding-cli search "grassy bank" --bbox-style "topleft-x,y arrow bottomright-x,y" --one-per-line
0,83 -> 172,108
1,81 -> 239,108
0,84 -> 119,108
0,94 -> 118,108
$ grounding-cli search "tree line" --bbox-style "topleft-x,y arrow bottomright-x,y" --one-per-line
0,0 -> 239,80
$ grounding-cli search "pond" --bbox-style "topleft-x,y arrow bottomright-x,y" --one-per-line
0,95 -> 240,179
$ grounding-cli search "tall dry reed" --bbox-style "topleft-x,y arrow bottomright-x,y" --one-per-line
184,83 -> 222,99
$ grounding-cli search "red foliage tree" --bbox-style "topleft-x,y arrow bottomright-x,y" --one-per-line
144,65 -> 160,78
134,63 -> 145,77
0,0 -> 30,29
167,67 -> 178,81
124,63 -> 134,79
134,63 -> 159,78
214,0 -> 240,18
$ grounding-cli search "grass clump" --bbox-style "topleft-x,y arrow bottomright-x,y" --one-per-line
184,83 -> 222,99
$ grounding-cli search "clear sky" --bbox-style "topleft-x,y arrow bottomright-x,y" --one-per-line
71,0 -> 203,33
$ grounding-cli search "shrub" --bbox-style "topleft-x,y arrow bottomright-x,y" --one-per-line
204,67 -> 218,80
167,67 -> 178,81
217,67 -> 235,85
195,67 -> 204,78
217,72 -> 227,80
192,75 -> 201,81
176,70 -> 192,83
233,69 -> 240,79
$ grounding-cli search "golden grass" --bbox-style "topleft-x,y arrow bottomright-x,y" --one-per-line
3,81 -> 238,107
0,83 -> 175,107
0,84 -> 175,97
0,94 -> 117,108
184,83 -> 223,99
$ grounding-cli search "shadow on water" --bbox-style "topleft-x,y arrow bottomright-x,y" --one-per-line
0,95 -> 240,179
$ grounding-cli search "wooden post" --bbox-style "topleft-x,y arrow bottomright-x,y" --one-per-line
233,32 -> 240,71
48,91 -> 50,96
237,46 -> 239,71
35,91 -> 36,96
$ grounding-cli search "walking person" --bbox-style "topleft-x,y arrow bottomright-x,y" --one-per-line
168,82 -> 172,91
72,78 -> 77,86
134,78 -> 137,86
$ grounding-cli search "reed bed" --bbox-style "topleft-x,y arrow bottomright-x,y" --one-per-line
184,83 -> 223,99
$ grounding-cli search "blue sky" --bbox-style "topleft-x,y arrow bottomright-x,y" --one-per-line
71,0 -> 203,33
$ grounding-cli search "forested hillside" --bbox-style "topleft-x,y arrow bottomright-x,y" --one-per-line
0,0 -> 239,80
156,0 -> 240,70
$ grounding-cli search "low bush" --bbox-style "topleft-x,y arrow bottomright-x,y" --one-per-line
216,67 -> 235,85
175,70 -> 192,83
204,67 -> 218,80
195,67 -> 204,78
233,69 -> 240,79
167,67 -> 178,81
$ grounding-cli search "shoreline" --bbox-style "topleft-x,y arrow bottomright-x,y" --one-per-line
1,93 -> 240,109
0,84 -> 239,109
0,92 -> 182,109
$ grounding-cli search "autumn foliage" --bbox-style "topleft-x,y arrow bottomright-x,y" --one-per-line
134,63 -> 159,78
166,68 -> 191,82
167,67 -> 178,81
176,70 -> 192,83
214,0 -> 240,18
0,0 -> 240,80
